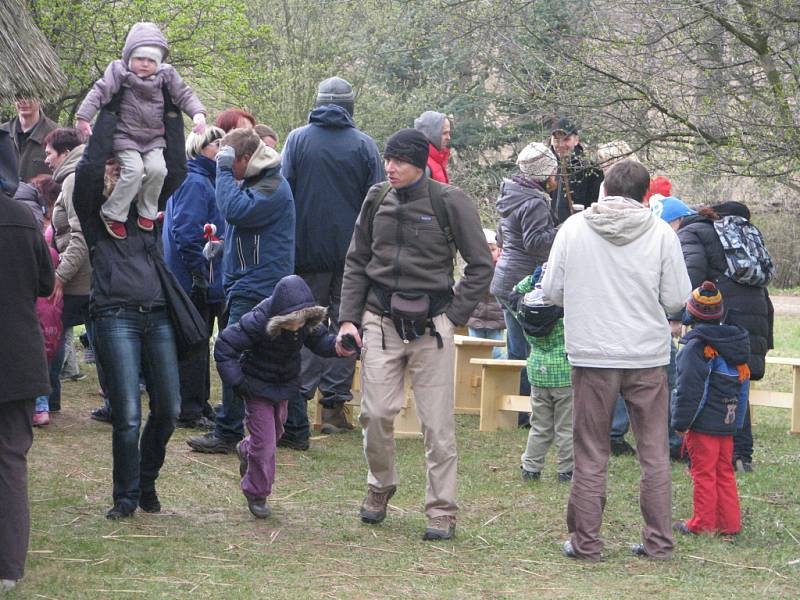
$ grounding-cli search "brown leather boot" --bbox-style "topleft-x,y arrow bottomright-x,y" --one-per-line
320,404 -> 354,434
359,485 -> 396,524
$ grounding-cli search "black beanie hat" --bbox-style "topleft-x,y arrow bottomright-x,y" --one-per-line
711,201 -> 750,220
383,128 -> 429,170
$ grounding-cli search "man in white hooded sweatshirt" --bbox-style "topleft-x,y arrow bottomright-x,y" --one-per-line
542,160 -> 691,561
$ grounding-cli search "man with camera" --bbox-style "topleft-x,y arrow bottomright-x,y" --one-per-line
336,128 -> 492,541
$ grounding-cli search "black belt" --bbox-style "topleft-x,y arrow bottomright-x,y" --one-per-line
126,304 -> 167,314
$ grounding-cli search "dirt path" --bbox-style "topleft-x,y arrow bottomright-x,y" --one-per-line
771,294 -> 800,316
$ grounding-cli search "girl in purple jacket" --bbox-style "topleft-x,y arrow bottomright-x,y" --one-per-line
214,275 -> 349,518
75,22 -> 206,240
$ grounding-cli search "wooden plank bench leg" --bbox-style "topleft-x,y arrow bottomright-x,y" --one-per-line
479,365 -> 522,432
454,344 -> 494,415
792,365 -> 800,435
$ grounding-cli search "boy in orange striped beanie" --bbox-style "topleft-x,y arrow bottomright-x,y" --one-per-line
672,281 -> 750,535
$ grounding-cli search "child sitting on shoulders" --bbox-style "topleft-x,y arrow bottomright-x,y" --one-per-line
76,22 -> 206,240
513,264 -> 573,482
672,281 -> 750,536
214,275 -> 352,518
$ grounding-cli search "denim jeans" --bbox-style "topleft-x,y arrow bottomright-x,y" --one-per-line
610,396 -> 629,442
468,327 -> 506,359
499,303 -> 531,396
733,405 -> 752,462
93,307 -> 181,510
214,297 -> 259,442
46,334 -> 66,411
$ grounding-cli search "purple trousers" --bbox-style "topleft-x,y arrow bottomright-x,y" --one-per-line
240,396 -> 288,500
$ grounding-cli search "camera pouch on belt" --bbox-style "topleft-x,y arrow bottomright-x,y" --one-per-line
389,292 -> 431,344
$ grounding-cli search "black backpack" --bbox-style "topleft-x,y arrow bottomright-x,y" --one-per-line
516,287 -> 563,337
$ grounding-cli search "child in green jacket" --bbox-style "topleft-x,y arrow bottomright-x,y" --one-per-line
515,265 -> 573,482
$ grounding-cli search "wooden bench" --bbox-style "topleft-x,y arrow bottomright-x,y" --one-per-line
470,358 -> 529,431
310,361 -> 422,438
453,335 -> 506,415
750,356 -> 800,434
474,356 -> 800,434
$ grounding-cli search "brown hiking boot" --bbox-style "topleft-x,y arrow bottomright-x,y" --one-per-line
359,485 -> 396,524
422,515 -> 456,541
320,404 -> 354,434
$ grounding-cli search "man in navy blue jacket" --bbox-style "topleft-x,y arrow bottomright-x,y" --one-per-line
187,127 -> 295,454
279,76 -> 384,448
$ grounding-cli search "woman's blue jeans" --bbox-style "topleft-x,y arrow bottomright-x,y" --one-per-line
93,307 -> 181,510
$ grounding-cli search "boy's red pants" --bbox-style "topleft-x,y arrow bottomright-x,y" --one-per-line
685,430 -> 741,534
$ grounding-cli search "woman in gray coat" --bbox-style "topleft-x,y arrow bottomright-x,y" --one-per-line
490,142 -> 559,401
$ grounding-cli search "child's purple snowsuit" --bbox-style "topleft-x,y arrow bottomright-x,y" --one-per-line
76,22 -> 205,154
214,275 -> 337,499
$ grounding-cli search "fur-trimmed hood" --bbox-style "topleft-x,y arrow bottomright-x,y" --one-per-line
267,305 -> 326,337
262,274 -> 326,337
213,273 -> 339,404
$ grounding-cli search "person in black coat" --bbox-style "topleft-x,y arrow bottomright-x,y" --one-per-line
214,275 -> 345,518
0,193 -> 54,591
676,202 -> 774,472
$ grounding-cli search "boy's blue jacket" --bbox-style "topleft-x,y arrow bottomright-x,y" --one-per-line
216,146 -> 295,303
162,156 -> 225,304
673,323 -> 751,435
214,275 -> 337,403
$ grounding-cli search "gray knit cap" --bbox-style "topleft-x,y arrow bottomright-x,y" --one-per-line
315,76 -> 355,116
516,142 -> 557,180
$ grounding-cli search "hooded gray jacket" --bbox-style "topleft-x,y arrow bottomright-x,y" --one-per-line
51,144 -> 92,296
76,22 -> 205,154
542,196 -> 691,368
490,177 -> 557,300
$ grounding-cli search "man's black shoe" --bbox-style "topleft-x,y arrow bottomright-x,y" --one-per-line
176,416 -> 215,430
610,439 -> 636,456
139,490 -> 161,513
106,503 -> 136,520
277,437 -> 309,451
186,432 -> 237,454
90,406 -> 112,423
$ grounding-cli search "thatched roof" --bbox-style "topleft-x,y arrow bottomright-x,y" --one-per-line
0,0 -> 65,102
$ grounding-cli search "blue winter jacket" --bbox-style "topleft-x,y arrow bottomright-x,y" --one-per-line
162,156 -> 225,304
673,323 -> 751,435
281,105 -> 384,274
216,158 -> 295,303
214,275 -> 337,403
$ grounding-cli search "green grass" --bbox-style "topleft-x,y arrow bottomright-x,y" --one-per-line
13,319 -> 800,599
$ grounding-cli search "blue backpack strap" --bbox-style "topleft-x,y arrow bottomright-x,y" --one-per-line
687,356 -> 717,430
736,379 -> 750,430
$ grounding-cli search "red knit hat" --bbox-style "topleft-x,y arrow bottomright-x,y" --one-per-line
644,176 -> 672,204
685,281 -> 724,322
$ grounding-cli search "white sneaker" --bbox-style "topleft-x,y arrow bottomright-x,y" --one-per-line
0,579 -> 18,592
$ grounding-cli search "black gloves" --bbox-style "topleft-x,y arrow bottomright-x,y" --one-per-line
190,271 -> 208,308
